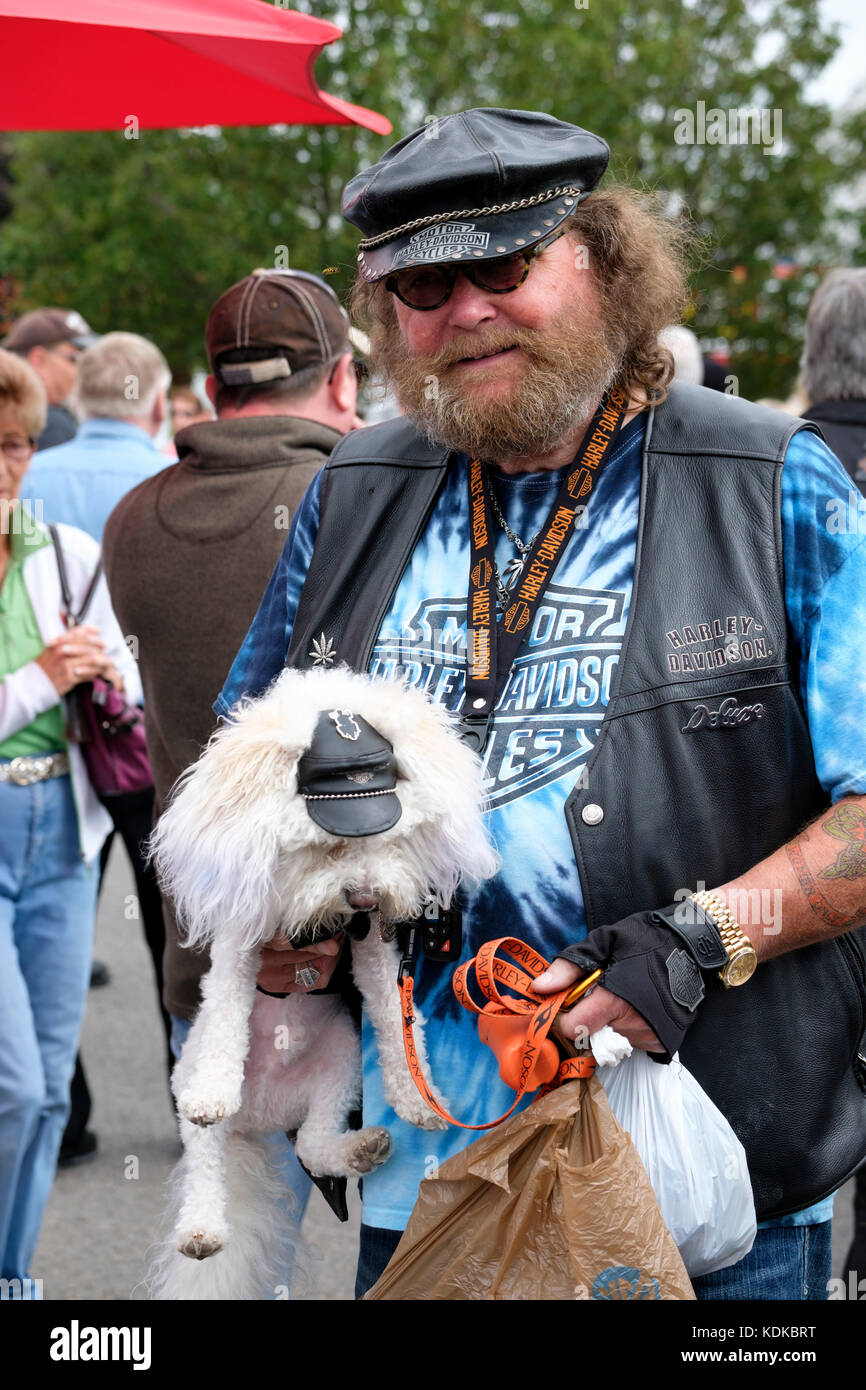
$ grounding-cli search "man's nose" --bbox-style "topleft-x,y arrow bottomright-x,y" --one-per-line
445,271 -> 500,332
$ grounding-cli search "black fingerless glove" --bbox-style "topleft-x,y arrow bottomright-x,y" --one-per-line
556,902 -> 729,1062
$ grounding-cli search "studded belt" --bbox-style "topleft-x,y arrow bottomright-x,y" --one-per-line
0,752 -> 70,786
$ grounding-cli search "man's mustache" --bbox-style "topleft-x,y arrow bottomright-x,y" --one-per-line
418,329 -> 541,374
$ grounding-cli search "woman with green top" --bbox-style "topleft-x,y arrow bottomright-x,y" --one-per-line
0,348 -> 137,1294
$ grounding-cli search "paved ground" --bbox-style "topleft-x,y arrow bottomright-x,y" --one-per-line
34,840 -> 855,1300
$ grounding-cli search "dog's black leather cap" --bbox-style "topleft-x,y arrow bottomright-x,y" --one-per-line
297,709 -> 402,837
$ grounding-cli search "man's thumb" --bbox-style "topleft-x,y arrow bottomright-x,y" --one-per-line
533,957 -> 581,993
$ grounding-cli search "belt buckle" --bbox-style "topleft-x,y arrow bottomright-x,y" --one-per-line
9,756 -> 41,786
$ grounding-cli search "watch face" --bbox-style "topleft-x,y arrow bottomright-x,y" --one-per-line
725,947 -> 758,987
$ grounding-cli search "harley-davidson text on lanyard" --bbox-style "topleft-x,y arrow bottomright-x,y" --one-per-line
463,385 -> 629,751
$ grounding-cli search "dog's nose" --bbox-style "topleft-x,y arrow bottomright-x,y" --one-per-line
345,889 -> 379,910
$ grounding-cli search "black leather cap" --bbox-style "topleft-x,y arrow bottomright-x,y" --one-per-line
297,709 -> 402,838
342,108 -> 609,282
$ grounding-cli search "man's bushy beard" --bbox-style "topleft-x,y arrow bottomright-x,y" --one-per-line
371,295 -> 626,460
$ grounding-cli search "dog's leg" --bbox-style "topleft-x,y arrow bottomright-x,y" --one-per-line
349,932 -> 449,1131
176,935 -> 260,1127
173,1116 -> 231,1260
150,1128 -> 304,1299
292,1005 -> 391,1178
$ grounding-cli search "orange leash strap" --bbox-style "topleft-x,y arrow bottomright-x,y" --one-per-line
398,934 -> 597,1131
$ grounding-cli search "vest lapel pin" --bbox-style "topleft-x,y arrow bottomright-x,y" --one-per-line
309,632 -> 337,666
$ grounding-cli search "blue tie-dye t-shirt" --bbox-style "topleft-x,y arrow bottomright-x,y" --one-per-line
215,413 -> 866,1233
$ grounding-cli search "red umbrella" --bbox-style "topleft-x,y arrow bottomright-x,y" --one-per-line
0,0 -> 390,133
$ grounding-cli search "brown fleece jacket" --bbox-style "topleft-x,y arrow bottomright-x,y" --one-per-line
102,414 -> 342,1020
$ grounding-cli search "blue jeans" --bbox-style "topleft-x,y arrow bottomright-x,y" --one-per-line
354,1221 -> 833,1300
692,1221 -> 832,1300
356,1223 -> 402,1298
0,771 -> 98,1290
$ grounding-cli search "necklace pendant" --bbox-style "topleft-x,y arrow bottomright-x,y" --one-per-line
503,555 -> 526,589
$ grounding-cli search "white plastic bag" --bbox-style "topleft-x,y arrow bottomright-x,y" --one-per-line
597,1044 -> 757,1277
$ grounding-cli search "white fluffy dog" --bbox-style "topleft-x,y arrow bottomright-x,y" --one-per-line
146,666 -> 498,1300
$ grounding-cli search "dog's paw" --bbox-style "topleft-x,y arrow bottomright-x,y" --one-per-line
177,1089 -> 240,1127
387,1079 -> 450,1131
346,1127 -> 392,1174
395,1096 -> 450,1131
177,1230 -> 224,1261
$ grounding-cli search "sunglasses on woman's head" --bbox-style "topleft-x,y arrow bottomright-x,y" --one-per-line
384,228 -> 567,311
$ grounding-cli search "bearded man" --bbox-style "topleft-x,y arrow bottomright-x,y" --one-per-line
214,110 -> 866,1301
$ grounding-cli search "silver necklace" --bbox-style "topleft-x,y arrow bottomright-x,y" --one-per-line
486,469 -> 539,609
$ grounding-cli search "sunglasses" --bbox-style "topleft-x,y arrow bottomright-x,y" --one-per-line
385,228 -> 566,311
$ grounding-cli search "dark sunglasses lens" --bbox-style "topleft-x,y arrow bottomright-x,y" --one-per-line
353,358 -> 370,384
474,253 -> 529,292
393,267 -> 452,308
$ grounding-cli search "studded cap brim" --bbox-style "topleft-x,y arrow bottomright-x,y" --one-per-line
356,189 -> 588,283
305,789 -> 403,839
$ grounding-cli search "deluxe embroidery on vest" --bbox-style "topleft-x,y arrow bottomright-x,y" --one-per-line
681,697 -> 765,732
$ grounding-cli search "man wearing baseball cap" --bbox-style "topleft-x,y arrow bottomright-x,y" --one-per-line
103,268 -> 361,1144
215,110 -> 866,1302
3,307 -> 99,449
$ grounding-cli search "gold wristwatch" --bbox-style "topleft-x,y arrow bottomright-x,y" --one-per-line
690,891 -> 758,988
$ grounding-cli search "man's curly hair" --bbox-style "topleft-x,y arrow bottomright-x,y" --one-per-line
349,184 -> 696,405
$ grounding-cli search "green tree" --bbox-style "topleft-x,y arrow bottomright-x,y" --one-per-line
1,0 -> 862,399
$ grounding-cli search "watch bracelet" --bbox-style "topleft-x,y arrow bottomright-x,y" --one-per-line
690,890 -> 754,953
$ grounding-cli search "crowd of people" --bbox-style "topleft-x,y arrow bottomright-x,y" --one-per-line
1,106 -> 865,1302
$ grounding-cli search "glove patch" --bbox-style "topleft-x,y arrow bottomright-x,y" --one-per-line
665,947 -> 705,1012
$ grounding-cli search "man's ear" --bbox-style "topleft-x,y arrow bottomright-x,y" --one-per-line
326,352 -> 356,414
205,374 -> 217,406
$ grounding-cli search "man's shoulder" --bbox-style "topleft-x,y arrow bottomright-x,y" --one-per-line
26,434 -> 81,471
32,429 -> 158,472
650,382 -> 816,463
325,415 -> 450,471
102,471 -> 163,551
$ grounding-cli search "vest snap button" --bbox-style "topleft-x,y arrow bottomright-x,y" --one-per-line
581,803 -> 604,826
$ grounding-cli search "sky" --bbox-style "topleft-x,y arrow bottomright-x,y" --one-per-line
811,0 -> 866,107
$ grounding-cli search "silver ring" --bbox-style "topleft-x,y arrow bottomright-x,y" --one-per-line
295,964 -> 321,989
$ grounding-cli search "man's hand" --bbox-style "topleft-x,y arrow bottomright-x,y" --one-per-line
533,906 -> 721,1060
534,957 -> 664,1053
258,934 -> 344,994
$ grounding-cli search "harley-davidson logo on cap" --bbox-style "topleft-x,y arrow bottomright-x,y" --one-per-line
329,709 -> 362,741
392,223 -> 491,265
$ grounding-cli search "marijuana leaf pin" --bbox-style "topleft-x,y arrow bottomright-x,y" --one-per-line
309,632 -> 337,666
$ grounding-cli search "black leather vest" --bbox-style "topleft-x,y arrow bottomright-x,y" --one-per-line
287,383 -> 866,1219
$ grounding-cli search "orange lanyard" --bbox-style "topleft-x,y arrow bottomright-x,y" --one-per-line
398,934 -> 599,1131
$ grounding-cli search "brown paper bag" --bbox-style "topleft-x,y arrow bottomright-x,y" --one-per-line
365,1076 -> 695,1300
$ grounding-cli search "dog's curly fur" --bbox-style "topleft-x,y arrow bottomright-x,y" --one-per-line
145,668 -> 499,1299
